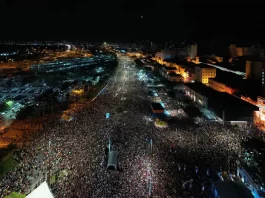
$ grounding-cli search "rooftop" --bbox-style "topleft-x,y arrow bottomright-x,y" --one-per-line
163,58 -> 187,65
241,80 -> 262,100
210,70 -> 245,89
151,102 -> 164,110
214,180 -> 254,198
163,58 -> 173,63
196,63 -> 215,69
168,72 -> 182,77
162,66 -> 177,71
184,82 -> 259,111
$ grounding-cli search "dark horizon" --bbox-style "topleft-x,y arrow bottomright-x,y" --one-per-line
1,0 -> 264,42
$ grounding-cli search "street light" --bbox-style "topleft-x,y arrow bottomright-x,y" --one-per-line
150,138 -> 153,153
47,139 -> 51,185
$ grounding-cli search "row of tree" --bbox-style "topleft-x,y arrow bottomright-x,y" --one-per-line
5,192 -> 25,198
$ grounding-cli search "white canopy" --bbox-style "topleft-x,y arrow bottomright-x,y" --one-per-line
107,151 -> 118,170
26,181 -> 54,198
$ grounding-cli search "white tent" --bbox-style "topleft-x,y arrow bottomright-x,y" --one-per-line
107,151 -> 118,170
26,181 -> 54,198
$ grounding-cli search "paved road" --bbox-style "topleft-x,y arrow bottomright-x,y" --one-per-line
0,92 -> 40,96
78,55 -> 163,197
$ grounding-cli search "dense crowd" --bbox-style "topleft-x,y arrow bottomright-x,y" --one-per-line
0,56 -> 261,198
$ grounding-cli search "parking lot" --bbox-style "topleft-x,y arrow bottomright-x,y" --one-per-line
0,53 -> 117,131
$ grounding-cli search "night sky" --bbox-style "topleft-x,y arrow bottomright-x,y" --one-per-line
0,0 -> 264,42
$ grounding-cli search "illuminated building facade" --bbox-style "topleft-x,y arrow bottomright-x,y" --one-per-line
155,49 -> 186,63
195,64 -> 216,84
229,44 -> 258,58
195,56 -> 199,63
167,73 -> 182,82
245,60 -> 252,79
184,85 -> 208,107
212,55 -> 223,63
159,66 -> 182,82
240,96 -> 265,127
241,96 -> 257,106
245,60 -> 265,81
155,52 -> 161,60
245,60 -> 265,97
261,67 -> 265,96
257,96 -> 265,120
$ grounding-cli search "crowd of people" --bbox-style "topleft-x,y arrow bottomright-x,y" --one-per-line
0,56 -> 262,198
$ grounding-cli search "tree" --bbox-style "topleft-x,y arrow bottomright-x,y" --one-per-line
5,192 -> 26,198
60,82 -> 70,91
38,89 -> 58,104
16,106 -> 34,120
0,102 -> 8,112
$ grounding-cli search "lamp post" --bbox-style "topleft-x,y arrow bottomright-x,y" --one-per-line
150,138 -> 153,154
48,139 -> 51,185
148,179 -> 152,197
42,102 -> 45,120
108,139 -> 111,154
226,129 -> 230,172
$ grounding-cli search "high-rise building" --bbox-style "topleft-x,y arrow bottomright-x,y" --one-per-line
259,49 -> 265,60
176,48 -> 188,58
245,60 -> 265,96
160,50 -> 176,60
195,64 -> 216,84
245,60 -> 265,82
246,60 -> 252,79
230,44 -> 259,58
229,44 -> 236,57
188,43 -> 197,60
